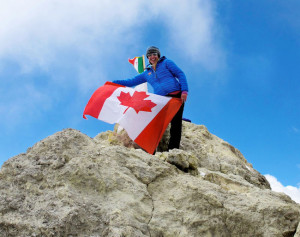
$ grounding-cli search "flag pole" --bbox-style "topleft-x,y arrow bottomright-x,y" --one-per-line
142,55 -> 146,72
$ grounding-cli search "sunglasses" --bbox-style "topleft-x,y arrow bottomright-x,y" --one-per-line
147,53 -> 158,58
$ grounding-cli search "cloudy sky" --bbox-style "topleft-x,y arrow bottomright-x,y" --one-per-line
1,0 -> 300,203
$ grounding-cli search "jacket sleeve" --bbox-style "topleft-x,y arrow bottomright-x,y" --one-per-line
113,72 -> 147,87
166,59 -> 188,92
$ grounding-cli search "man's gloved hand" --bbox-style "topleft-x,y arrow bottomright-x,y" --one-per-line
181,91 -> 188,103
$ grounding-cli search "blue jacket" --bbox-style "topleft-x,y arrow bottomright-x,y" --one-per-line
113,56 -> 188,96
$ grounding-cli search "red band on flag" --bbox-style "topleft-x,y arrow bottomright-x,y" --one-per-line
128,58 -> 135,65
134,98 -> 182,154
83,82 -> 124,119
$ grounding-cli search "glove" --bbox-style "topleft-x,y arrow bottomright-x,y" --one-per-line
181,91 -> 188,103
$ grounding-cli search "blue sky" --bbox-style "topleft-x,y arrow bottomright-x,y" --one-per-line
1,0 -> 300,202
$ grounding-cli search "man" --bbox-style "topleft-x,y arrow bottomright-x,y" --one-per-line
113,46 -> 188,151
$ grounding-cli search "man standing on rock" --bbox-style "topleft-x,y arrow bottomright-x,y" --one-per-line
113,46 -> 188,151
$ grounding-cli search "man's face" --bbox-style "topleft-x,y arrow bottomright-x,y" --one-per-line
148,53 -> 159,65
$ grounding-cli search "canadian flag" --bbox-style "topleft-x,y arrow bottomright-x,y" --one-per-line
83,82 -> 182,154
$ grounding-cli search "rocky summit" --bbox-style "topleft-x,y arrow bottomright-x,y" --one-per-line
0,122 -> 300,237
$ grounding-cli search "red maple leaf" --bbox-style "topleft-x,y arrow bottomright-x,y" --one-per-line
117,91 -> 157,114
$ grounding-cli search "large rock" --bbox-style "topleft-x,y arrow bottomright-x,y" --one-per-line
0,122 -> 299,236
295,224 -> 300,237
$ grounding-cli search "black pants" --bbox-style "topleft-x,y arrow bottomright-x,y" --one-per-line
167,93 -> 185,150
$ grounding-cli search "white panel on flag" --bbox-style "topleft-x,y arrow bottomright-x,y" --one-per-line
98,87 -> 171,140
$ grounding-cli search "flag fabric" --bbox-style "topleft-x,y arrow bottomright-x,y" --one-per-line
128,56 -> 145,74
83,82 -> 182,154
129,55 -> 147,92
133,82 -> 147,92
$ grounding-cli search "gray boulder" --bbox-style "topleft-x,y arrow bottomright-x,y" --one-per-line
0,122 -> 299,236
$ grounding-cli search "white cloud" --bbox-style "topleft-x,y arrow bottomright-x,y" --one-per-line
0,0 -> 225,128
161,0 -> 225,70
0,0 -> 224,76
0,0 -> 145,75
265,174 -> 300,204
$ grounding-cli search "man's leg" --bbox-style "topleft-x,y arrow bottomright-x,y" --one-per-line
168,103 -> 184,150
